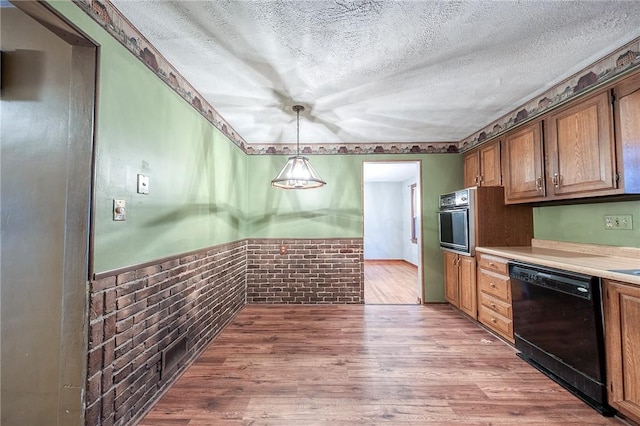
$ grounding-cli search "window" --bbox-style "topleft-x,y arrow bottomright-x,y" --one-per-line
410,183 -> 418,244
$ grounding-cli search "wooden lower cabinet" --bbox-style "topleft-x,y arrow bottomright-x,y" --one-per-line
476,253 -> 514,343
443,251 -> 477,319
603,279 -> 640,423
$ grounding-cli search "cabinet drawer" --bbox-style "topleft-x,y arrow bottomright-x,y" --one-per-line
479,305 -> 514,341
479,292 -> 512,319
478,270 -> 511,301
477,253 -> 509,275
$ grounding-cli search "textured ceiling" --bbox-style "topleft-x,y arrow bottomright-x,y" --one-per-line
110,0 -> 640,145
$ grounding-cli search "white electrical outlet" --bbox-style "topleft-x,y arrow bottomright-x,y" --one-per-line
604,214 -> 633,230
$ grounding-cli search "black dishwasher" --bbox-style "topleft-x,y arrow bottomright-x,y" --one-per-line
509,261 -> 614,415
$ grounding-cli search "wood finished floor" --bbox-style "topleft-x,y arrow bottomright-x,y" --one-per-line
364,260 -> 418,304
140,304 -> 623,425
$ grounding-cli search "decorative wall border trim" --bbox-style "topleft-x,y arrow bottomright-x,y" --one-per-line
246,141 -> 458,155
73,1 -> 639,156
459,36 -> 640,152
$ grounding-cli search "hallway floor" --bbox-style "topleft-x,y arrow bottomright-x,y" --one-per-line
139,304 -> 621,425
364,260 -> 418,304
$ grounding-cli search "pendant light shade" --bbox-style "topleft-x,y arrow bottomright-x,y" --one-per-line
271,105 -> 326,189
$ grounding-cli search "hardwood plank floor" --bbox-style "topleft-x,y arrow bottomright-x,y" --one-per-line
140,305 -> 623,425
364,260 -> 418,304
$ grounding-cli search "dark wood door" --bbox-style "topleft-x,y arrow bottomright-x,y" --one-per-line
0,5 -> 95,424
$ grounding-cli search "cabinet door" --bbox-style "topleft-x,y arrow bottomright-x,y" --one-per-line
604,280 -> 640,423
547,91 -> 616,197
443,252 -> 459,306
463,151 -> 480,188
615,74 -> 640,193
458,255 -> 477,319
502,121 -> 545,203
479,141 -> 502,187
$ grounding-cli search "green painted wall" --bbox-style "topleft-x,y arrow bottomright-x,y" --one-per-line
246,155 -> 362,238
246,153 -> 464,302
51,2 -> 247,273
52,1 -> 464,300
534,200 -> 640,247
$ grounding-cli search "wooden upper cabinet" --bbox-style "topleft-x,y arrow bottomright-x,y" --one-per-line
502,121 -> 545,204
614,73 -> 640,194
463,151 -> 480,188
463,140 -> 501,187
479,141 -> 502,186
546,91 -> 616,197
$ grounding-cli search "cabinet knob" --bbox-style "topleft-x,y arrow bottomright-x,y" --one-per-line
536,177 -> 543,191
490,302 -> 496,308
491,317 -> 497,323
490,282 -> 496,288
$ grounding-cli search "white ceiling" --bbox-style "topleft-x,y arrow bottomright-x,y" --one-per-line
111,0 -> 640,146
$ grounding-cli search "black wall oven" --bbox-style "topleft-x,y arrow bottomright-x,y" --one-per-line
438,188 -> 475,255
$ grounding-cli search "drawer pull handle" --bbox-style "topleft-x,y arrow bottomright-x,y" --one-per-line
489,262 -> 495,267
490,303 -> 496,308
491,317 -> 497,323
489,283 -> 496,288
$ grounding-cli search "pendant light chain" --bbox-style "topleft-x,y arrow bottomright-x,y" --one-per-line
294,104 -> 303,156
296,107 -> 300,155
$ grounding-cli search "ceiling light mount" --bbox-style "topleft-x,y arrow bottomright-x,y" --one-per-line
271,104 -> 326,189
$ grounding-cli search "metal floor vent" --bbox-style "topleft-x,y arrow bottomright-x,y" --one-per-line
161,335 -> 187,380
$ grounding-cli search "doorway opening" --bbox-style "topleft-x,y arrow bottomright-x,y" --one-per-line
362,161 -> 422,304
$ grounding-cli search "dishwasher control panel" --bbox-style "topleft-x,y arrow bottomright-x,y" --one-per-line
509,261 -> 597,299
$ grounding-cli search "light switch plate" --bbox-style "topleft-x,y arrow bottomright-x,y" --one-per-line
137,174 -> 149,194
113,199 -> 126,221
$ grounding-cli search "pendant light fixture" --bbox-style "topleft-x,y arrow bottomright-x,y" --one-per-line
271,105 -> 326,189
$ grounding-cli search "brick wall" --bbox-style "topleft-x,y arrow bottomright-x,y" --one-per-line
85,240 -> 246,426
246,238 -> 364,304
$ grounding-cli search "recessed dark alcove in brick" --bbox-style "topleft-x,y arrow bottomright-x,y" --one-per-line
160,334 -> 187,381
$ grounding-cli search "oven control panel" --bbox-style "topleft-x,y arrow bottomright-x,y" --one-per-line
439,188 -> 471,209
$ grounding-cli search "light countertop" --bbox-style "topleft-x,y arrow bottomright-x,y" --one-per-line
475,239 -> 640,286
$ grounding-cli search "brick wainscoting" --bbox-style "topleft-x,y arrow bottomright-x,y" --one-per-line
86,241 -> 246,426
246,238 -> 364,304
